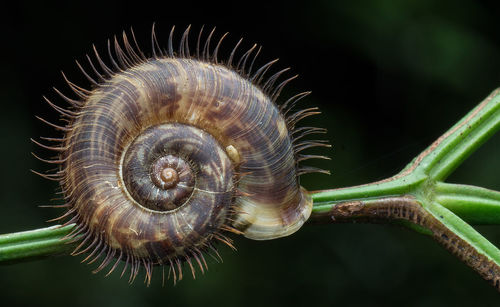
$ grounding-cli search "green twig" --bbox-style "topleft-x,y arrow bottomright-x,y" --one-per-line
0,225 -> 74,264
311,88 -> 500,290
2,89 -> 500,290
435,182 -> 500,224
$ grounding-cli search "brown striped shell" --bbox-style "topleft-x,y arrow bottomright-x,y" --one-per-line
33,26 -> 330,284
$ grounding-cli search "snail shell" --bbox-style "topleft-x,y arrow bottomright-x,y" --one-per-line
33,25 -> 330,284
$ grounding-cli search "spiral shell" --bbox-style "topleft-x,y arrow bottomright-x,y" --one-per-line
33,25 -> 330,284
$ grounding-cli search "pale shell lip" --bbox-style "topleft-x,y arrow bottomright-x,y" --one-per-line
235,187 -> 313,240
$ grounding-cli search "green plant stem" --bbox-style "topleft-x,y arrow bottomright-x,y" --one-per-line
2,89 -> 500,290
435,182 -> 500,224
0,225 -> 74,264
310,88 -> 500,290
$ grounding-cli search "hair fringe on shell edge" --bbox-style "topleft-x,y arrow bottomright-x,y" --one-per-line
31,24 -> 330,285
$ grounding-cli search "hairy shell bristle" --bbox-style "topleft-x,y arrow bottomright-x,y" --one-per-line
32,24 -> 330,285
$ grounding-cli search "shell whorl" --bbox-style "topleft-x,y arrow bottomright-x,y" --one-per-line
34,26 -> 330,283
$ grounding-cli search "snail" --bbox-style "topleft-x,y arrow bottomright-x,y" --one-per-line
32,25 -> 330,285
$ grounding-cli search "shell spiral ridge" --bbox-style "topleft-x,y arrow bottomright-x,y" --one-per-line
33,25 -> 330,284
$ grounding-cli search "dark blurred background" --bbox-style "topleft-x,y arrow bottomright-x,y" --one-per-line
2,0 -> 500,306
